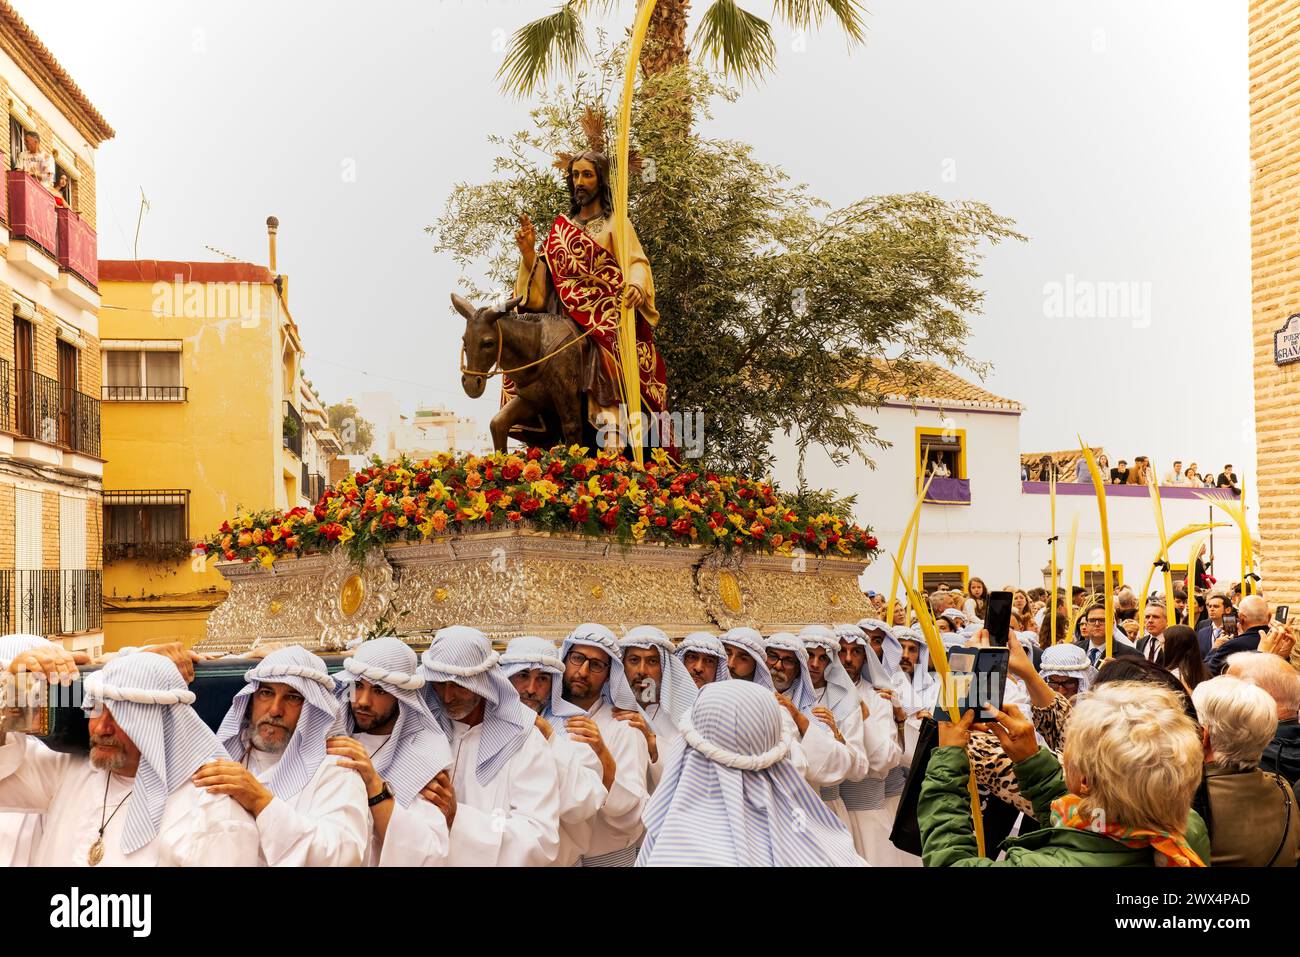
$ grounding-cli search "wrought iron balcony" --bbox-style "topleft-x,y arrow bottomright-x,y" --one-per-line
283,400 -> 303,457
11,367 -> 101,457
101,385 -> 188,402
5,568 -> 102,636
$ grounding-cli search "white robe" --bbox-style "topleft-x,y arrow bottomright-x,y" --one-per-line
0,732 -> 259,866
643,703 -> 681,793
812,684 -> 870,830
581,700 -> 650,862
384,721 -> 560,867
844,680 -> 905,864
546,732 -> 609,866
352,731 -> 450,868
246,746 -> 370,867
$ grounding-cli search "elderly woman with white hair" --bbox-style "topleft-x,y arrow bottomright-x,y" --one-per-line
1192,675 -> 1300,866
921,682 -> 1210,866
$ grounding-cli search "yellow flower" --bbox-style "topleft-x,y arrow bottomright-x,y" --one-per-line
728,513 -> 746,528
568,444 -> 590,458
530,479 -> 559,502
651,448 -> 671,465
430,479 -> 449,502
631,520 -> 648,541
339,526 -> 355,544
256,546 -> 275,568
625,481 -> 646,507
587,476 -> 602,497
397,516 -> 408,528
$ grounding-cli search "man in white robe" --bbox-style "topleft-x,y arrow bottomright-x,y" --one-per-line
501,634 -> 631,866
327,637 -> 452,865
0,633 -> 55,866
201,645 -> 369,867
557,623 -> 651,866
637,680 -> 864,867
0,647 -> 259,866
799,625 -> 873,829
390,626 -> 560,867
765,632 -> 866,793
835,622 -> 906,863
619,626 -> 697,791
674,632 -> 731,687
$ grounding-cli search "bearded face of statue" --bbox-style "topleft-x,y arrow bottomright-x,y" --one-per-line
567,152 -> 611,218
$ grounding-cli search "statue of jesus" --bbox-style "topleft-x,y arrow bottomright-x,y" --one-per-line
513,150 -> 670,450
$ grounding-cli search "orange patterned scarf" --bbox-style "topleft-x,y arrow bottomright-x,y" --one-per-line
1051,794 -> 1206,867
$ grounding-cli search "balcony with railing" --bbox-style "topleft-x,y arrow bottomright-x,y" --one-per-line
0,568 -> 102,637
102,384 -> 188,402
10,367 -> 101,459
5,169 -> 99,307
283,400 -> 303,458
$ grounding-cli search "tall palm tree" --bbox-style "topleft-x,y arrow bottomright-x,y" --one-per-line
498,0 -> 867,95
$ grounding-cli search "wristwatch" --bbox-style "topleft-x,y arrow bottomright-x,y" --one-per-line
368,782 -> 393,807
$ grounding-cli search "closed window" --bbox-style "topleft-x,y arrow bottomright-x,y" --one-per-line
920,566 -> 968,593
102,344 -> 185,400
104,490 -> 189,545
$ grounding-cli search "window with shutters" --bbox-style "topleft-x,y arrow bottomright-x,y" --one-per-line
14,488 -> 44,635
919,566 -> 968,594
103,490 -> 189,560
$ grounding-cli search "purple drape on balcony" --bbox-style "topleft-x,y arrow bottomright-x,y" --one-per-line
6,170 -> 57,255
56,206 -> 97,288
924,476 -> 971,504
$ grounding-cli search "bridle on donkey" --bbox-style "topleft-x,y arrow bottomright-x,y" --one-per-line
459,323 -> 595,379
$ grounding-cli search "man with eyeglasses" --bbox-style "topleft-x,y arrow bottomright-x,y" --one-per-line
558,623 -> 651,866
1074,603 -> 1141,668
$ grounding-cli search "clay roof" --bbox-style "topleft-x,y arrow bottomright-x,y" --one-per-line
0,1 -> 114,144
859,360 -> 1022,413
99,260 -> 275,285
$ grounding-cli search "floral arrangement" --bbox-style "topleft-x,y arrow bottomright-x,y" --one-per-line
198,446 -> 879,568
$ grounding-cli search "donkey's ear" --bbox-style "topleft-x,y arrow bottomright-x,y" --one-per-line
496,295 -> 524,316
450,293 -> 476,320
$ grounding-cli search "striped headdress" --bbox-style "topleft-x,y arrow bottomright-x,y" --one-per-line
81,653 -> 227,855
636,680 -> 863,867
333,637 -> 451,807
763,633 -> 817,714
674,632 -> 731,681
798,624 -> 861,726
216,645 -> 342,801
0,632 -> 52,664
558,623 -> 644,714
499,634 -> 586,736
418,626 -> 535,786
890,627 -> 938,716
834,623 -> 894,689
619,626 -> 697,729
719,626 -> 775,691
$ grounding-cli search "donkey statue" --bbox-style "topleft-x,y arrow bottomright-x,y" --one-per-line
453,292 -> 590,452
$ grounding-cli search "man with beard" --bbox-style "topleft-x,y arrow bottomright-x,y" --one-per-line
675,632 -> 731,687
203,645 -> 369,866
764,632 -> 864,797
796,626 -> 871,826
835,623 -> 907,862
326,637 -> 453,864
513,150 -> 669,449
1,648 -> 258,866
502,634 -> 638,866
620,626 -> 697,790
390,626 -> 560,867
558,623 -> 651,865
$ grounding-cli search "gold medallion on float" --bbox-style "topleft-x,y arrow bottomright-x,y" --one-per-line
339,574 -> 365,617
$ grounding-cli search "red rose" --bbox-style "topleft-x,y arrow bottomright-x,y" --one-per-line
520,497 -> 541,514
644,476 -> 658,491
380,513 -> 397,530
827,532 -> 840,544
502,463 -> 522,481
600,506 -> 620,529
526,447 -> 543,461
383,480 -> 399,494
354,472 -> 370,486
484,488 -> 504,505
507,510 -> 523,522
322,523 -> 344,541
284,535 -> 300,550
671,517 -> 692,536
416,472 -> 432,488
224,549 -> 236,560
803,528 -> 817,544
484,464 -> 495,481
866,536 -> 878,549
569,502 -> 590,523
571,463 -> 589,480
219,520 -> 232,534
548,460 -> 565,477
654,515 -> 668,527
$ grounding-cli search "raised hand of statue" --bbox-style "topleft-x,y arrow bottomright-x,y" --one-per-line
515,214 -> 536,270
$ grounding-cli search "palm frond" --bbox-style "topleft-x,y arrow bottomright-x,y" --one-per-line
770,0 -> 869,43
696,0 -> 778,84
497,2 -> 590,98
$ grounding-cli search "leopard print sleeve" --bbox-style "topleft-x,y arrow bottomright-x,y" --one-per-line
1031,692 -> 1071,753
967,731 -> 1033,817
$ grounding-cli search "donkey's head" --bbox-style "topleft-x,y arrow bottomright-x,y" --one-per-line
452,293 -> 523,398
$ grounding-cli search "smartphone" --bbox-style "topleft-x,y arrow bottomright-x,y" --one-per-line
939,647 -> 1011,723
1223,615 -> 1238,637
1277,606 -> 1290,625
985,590 -> 1014,647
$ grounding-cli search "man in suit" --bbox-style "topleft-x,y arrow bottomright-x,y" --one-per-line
1136,600 -> 1171,664
1206,595 -> 1270,675
1076,603 -> 1142,668
1196,593 -> 1233,659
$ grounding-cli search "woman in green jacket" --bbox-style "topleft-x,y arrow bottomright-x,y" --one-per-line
919,682 -> 1210,866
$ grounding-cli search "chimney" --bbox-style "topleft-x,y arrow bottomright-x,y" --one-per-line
266,215 -> 279,273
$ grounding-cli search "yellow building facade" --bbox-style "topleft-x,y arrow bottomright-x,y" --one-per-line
99,233 -> 311,650
0,4 -> 114,656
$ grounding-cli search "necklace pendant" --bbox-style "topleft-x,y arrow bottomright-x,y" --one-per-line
88,838 -> 104,866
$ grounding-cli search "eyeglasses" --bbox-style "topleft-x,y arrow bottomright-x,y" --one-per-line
1046,676 -> 1080,689
564,650 -> 609,676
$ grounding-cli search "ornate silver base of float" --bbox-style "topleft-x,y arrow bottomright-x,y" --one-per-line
199,529 -> 872,653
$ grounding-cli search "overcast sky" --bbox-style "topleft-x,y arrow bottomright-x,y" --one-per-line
17,0 -> 1253,493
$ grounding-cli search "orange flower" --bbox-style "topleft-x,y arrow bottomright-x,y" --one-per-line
431,510 -> 448,533
237,531 -> 253,548
522,461 -> 543,482
465,471 -> 483,490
